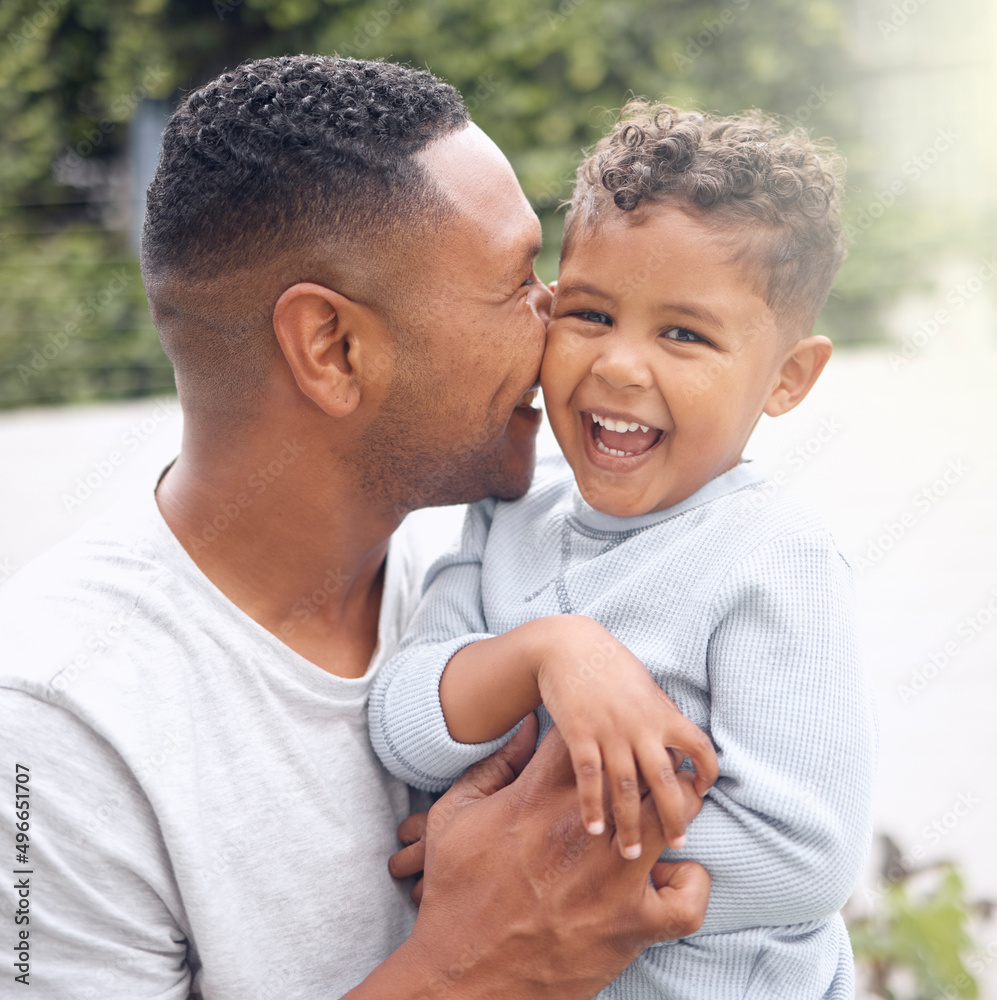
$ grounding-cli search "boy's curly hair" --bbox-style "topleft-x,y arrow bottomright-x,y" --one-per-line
564,100 -> 846,330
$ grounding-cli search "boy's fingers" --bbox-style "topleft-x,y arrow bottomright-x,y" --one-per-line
568,739 -> 606,835
671,719 -> 719,795
604,746 -> 642,859
637,743 -> 687,848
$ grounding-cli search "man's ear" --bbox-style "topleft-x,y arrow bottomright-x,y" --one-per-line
272,282 -> 390,418
763,335 -> 833,417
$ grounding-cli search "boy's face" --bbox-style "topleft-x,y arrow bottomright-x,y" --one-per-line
541,204 -> 808,517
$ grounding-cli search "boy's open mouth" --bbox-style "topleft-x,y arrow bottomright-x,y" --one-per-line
589,412 -> 663,458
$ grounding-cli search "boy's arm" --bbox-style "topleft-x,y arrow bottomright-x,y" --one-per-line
369,498 -> 513,791
678,531 -> 877,934
371,503 -> 718,849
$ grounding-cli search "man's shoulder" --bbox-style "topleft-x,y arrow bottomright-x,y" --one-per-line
0,487 -> 179,697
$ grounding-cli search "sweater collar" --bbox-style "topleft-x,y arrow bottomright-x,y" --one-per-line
569,461 -> 766,533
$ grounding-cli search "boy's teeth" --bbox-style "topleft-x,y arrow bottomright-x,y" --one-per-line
595,437 -> 634,458
591,412 -> 652,434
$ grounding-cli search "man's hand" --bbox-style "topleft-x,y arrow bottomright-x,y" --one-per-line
380,714 -> 710,1000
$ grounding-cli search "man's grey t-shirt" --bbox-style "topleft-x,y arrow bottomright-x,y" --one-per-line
0,483 -> 449,999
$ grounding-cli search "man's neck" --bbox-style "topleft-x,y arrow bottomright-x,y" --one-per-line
155,439 -> 401,679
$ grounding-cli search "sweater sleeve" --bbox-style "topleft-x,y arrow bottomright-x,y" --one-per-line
369,498 -> 520,791
679,531 -> 876,935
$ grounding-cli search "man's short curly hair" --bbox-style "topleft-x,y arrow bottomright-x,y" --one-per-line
141,55 -> 469,421
564,100 -> 846,330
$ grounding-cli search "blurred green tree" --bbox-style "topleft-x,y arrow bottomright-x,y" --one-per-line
0,0 -> 953,406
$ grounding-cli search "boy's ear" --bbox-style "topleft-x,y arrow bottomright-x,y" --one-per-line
272,282 -> 391,418
763,335 -> 833,417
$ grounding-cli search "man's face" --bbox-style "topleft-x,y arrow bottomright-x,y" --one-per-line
541,205 -> 793,517
359,124 -> 551,511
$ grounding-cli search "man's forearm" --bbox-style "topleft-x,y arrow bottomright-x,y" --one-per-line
355,718 -> 710,1000
346,933 -> 593,1000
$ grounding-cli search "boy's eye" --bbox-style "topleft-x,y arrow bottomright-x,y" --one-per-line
662,326 -> 705,343
575,310 -> 612,325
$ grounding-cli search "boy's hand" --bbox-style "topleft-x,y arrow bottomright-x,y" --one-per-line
536,615 -> 718,860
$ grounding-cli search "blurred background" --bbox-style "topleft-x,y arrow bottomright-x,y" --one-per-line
1,0 -> 995,996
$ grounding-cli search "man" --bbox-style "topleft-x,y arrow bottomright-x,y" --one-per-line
1,55 -> 712,998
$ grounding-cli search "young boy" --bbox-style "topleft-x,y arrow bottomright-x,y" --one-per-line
369,102 -> 876,998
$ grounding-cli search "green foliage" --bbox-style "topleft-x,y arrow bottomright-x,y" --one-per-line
0,0 -> 963,406
0,226 -> 174,406
849,857 -> 986,1000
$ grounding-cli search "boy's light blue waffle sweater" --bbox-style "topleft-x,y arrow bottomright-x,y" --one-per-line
369,457 -> 876,999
